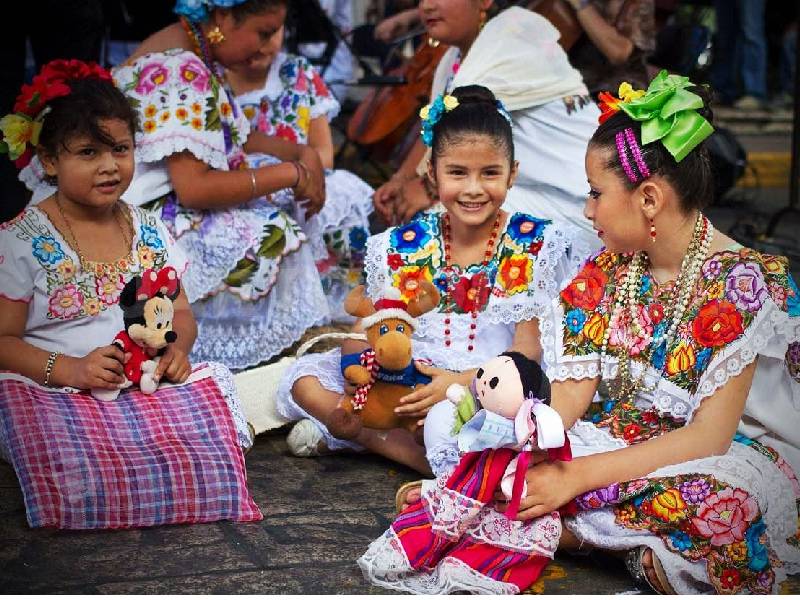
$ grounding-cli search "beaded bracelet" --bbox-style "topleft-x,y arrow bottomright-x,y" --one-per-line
43,351 -> 60,387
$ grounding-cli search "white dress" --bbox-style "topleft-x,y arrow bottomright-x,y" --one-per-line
276,210 -> 591,455
542,248 -> 800,594
235,52 -> 374,322
0,204 -> 251,452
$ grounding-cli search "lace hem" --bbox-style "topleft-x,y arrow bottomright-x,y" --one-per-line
541,304 -> 602,382
357,528 -> 520,594
205,361 -> 253,448
135,133 -> 229,172
426,443 -> 461,478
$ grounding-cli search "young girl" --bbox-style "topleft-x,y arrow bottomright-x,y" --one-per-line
28,0 -> 333,370
276,85 -> 591,472
0,61 -> 258,529
226,29 -> 374,322
505,72 -> 800,593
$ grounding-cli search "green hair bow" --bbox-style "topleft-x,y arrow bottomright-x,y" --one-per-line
618,70 -> 714,163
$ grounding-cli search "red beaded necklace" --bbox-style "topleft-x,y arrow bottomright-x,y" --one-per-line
441,211 -> 502,352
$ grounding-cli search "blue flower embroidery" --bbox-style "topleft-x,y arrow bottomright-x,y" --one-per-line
695,347 -> 712,373
349,227 -> 368,251
140,225 -> 163,249
640,274 -> 652,296
565,308 -> 587,334
787,275 -> 800,317
390,221 -> 430,252
434,274 -> 448,294
745,519 -> 769,571
669,530 -> 693,552
651,341 -> 667,371
32,235 -> 65,265
508,213 -> 547,244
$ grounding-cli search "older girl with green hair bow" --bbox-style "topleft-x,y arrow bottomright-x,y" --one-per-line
498,70 -> 800,594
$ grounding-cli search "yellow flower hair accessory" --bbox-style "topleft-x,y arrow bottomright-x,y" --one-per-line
618,82 -> 645,103
420,94 -> 460,146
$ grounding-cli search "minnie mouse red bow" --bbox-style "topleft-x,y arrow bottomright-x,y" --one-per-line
136,267 -> 179,301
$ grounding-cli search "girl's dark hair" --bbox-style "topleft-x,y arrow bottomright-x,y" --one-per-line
38,77 -> 139,158
229,0 -> 288,22
588,85 -> 715,212
431,84 -> 514,165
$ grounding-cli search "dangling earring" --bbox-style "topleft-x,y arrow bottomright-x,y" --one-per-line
478,10 -> 487,32
649,218 -> 657,243
208,26 -> 225,45
427,36 -> 440,48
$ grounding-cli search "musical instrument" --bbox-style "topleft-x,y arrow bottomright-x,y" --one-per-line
346,0 -> 582,164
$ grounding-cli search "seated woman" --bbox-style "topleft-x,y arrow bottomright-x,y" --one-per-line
506,73 -> 799,594
276,85 -> 591,472
111,0 -> 330,369
565,0 -> 656,96
373,0 -> 601,241
226,28 -> 374,322
0,61 -> 259,529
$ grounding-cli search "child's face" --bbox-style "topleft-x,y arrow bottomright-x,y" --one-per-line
583,146 -> 649,253
232,25 -> 284,78
213,8 -> 287,70
40,118 -> 135,210
430,134 -> 517,228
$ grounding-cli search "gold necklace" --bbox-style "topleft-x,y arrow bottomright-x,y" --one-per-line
55,197 -> 133,272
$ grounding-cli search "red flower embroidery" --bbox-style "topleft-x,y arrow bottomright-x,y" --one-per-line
649,303 -> 664,324
720,569 -> 741,590
622,423 -> 642,442
311,71 -> 329,97
692,300 -> 744,348
529,240 -> 543,254
387,253 -> 403,270
452,273 -> 490,313
275,124 -> 297,143
561,262 -> 608,310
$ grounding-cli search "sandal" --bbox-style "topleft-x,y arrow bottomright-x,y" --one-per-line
624,546 -> 675,594
395,480 -> 423,513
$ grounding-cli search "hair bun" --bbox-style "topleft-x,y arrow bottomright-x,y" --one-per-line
450,85 -> 499,108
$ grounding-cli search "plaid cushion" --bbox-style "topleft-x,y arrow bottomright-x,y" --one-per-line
0,367 -> 262,529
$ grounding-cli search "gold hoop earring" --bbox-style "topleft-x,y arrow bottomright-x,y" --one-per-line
427,36 -> 440,48
208,26 -> 225,45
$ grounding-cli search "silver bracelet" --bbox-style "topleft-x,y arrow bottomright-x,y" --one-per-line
249,169 -> 257,199
43,351 -> 61,387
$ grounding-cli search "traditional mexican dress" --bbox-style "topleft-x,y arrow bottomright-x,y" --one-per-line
276,211 -> 591,455
0,205 -> 260,529
544,247 -> 800,593
235,52 -> 374,322
112,49 -> 330,369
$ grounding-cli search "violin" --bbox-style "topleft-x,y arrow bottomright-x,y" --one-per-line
346,0 -> 581,163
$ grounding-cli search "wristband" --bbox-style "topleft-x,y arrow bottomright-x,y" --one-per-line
44,351 -> 61,387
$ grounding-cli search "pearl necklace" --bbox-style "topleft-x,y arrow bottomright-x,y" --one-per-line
601,213 -> 713,404
441,212 -> 501,352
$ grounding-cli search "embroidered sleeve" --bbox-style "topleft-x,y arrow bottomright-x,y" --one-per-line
134,207 -> 189,277
484,215 -> 593,325
296,56 -> 340,121
0,217 -> 34,303
113,49 -> 249,170
542,249 -> 617,382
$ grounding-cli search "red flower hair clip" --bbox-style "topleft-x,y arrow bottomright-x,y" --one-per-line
0,59 -> 113,169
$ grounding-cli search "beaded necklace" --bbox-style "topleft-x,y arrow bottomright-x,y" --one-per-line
601,212 -> 713,404
180,16 -> 226,82
440,211 -> 502,352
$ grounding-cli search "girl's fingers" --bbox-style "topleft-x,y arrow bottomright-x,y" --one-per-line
101,356 -> 124,376
514,504 -> 549,521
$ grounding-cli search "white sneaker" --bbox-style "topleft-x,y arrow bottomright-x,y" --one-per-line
286,419 -> 324,457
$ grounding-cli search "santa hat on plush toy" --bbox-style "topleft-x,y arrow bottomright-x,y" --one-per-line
361,287 -> 419,330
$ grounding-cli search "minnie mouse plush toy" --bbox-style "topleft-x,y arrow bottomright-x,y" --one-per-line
92,267 -> 180,401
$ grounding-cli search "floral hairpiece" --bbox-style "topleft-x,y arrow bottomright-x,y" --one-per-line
597,70 -> 714,163
419,94 -> 459,147
0,59 -> 112,169
174,0 -> 249,22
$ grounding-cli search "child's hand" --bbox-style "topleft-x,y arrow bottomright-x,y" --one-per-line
495,459 -> 582,521
394,362 -> 464,419
71,345 -> 126,390
155,345 -> 191,384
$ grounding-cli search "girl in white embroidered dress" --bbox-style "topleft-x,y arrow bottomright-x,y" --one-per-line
498,77 -> 800,594
276,85 -> 589,473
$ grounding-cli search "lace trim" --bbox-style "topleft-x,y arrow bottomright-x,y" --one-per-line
135,132 -> 229,171
205,361 -> 253,448
541,302 -> 602,382
426,443 -> 461,478
18,157 -> 51,195
357,528 -> 520,594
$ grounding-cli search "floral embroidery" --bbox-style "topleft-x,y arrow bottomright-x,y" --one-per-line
134,62 -> 170,95
14,208 -> 169,321
382,212 -> 550,314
